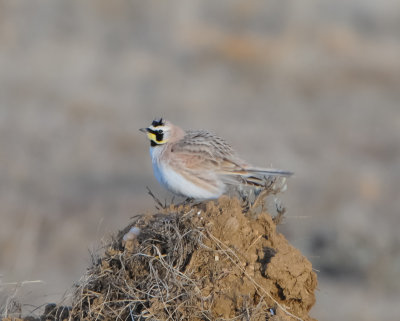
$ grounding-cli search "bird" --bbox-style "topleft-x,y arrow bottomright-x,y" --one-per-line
140,118 -> 293,199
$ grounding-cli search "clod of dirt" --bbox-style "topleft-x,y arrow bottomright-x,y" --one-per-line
65,196 -> 317,321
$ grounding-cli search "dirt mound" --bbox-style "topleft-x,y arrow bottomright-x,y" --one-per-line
68,196 -> 317,321
3,196 -> 317,321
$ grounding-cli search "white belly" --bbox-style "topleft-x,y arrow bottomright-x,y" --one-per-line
150,148 -> 223,199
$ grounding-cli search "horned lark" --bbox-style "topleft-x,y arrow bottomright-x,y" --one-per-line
140,118 -> 292,199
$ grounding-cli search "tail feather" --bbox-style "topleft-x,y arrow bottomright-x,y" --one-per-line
220,167 -> 293,187
244,167 -> 293,177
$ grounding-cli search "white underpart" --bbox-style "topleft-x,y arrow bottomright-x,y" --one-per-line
150,147 -> 224,199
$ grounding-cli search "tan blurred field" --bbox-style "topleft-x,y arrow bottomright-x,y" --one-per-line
1,1 -> 400,320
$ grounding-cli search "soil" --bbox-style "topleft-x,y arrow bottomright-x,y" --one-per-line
3,196 -> 317,321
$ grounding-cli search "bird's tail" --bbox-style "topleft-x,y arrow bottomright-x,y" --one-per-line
245,167 -> 293,177
221,167 -> 293,187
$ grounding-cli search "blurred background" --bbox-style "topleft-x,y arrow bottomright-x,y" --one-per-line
1,1 -> 399,320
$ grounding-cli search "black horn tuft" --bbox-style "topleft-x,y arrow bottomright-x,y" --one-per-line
151,118 -> 164,127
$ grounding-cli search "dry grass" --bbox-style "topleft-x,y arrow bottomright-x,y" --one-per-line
71,212 -> 204,320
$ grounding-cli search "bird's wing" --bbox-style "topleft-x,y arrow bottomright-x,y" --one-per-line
170,130 -> 246,170
172,130 -> 235,156
170,130 -> 292,187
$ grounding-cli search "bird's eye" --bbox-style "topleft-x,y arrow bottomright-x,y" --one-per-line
155,130 -> 164,142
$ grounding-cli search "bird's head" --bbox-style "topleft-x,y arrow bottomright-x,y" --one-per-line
140,118 -> 173,147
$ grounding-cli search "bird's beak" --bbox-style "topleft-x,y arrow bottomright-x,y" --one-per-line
139,127 -> 149,133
